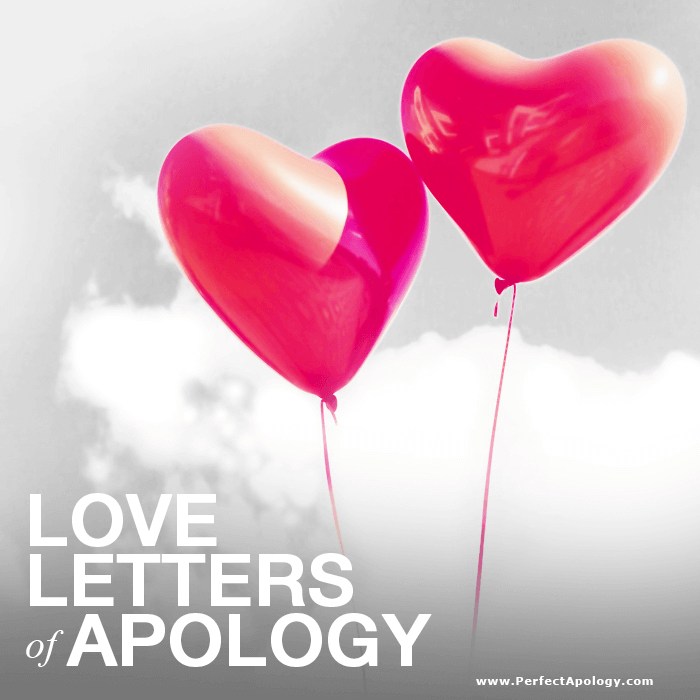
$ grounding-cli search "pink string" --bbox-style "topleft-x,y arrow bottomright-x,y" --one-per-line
320,397 -> 368,694
320,397 -> 344,556
471,282 -> 517,657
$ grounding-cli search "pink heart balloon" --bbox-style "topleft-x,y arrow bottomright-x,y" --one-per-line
158,126 -> 428,400
401,39 -> 686,286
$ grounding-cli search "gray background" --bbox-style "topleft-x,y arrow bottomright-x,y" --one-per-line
1,1 -> 699,698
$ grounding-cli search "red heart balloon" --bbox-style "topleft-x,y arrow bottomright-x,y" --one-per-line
401,39 -> 686,285
158,126 -> 428,400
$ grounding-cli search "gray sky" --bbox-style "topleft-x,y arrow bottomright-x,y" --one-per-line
1,2 -> 699,698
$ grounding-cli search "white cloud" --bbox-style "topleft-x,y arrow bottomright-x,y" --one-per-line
104,174 -> 176,266
57,173 -> 700,668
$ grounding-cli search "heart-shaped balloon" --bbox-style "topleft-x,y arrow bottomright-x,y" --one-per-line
401,39 -> 685,286
158,126 -> 428,400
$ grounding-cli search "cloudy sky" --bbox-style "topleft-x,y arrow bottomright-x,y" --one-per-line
1,2 -> 699,699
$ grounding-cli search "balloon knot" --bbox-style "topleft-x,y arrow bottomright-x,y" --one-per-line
494,278 -> 512,295
322,394 -> 338,424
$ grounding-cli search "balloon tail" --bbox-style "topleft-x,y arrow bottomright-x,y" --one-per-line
493,301 -> 498,317
471,283 -> 517,660
494,277 -> 511,295
321,397 -> 343,555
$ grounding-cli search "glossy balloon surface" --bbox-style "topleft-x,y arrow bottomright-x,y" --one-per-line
402,39 -> 686,284
158,126 -> 428,399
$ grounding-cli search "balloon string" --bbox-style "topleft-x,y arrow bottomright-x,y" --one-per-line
320,399 -> 367,694
471,283 -> 517,658
321,398 -> 344,556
